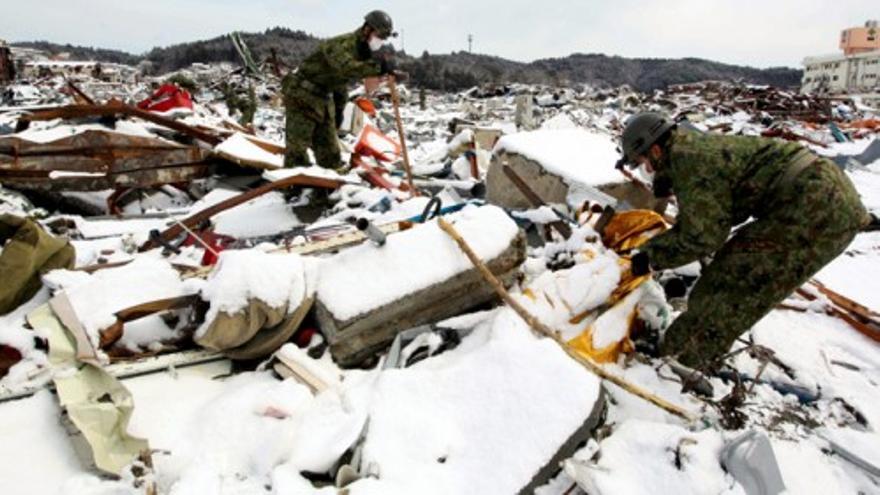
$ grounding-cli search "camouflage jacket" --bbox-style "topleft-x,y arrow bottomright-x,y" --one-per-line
283,30 -> 383,118
640,129 -> 813,270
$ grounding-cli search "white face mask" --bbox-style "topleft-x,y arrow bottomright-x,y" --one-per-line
368,35 -> 385,51
637,162 -> 656,183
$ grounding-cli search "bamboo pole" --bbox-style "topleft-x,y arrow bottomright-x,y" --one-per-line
387,77 -> 418,196
437,217 -> 697,421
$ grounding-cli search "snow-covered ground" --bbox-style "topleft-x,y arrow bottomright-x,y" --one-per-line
1,79 -> 879,494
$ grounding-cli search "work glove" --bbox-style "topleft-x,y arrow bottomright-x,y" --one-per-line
630,251 -> 651,277
652,175 -> 674,198
373,46 -> 396,75
663,277 -> 688,299
390,70 -> 410,83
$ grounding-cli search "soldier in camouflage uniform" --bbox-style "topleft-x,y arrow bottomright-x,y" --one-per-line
282,10 -> 397,169
619,112 -> 870,367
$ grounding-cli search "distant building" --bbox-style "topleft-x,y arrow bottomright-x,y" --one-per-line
20,60 -> 137,83
840,20 -> 880,56
802,20 -> 880,96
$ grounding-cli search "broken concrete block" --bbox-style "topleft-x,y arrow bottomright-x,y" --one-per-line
515,94 -> 536,130
352,311 -> 606,493
487,129 -> 649,210
314,205 -> 526,367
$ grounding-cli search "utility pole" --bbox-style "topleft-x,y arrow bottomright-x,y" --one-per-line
468,34 -> 473,53
400,29 -> 405,53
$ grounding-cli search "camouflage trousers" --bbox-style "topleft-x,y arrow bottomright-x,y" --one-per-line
660,159 -> 870,366
283,96 -> 341,169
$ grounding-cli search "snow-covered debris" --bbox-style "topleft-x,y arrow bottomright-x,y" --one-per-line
563,420 -> 740,495
316,205 -> 519,322
43,257 -> 193,351
349,309 -> 604,494
196,249 -> 312,339
214,132 -> 284,169
1,63 -> 880,495
493,129 -> 624,187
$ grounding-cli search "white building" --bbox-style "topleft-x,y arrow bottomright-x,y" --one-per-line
802,50 -> 880,95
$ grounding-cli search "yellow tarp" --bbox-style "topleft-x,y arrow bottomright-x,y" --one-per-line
566,210 -> 668,363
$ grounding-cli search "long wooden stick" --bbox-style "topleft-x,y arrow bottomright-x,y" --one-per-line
387,77 -> 417,195
437,217 -> 696,421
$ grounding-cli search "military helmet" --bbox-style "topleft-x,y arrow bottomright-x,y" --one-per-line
364,10 -> 396,39
620,112 -> 675,165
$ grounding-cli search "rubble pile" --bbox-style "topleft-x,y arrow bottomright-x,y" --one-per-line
0,60 -> 879,495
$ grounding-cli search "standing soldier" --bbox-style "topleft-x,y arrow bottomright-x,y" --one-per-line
283,10 -> 397,170
618,112 -> 870,368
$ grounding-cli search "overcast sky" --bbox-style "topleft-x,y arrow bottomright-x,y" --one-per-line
2,0 -> 877,68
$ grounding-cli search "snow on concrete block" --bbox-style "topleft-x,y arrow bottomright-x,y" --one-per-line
486,129 -> 626,209
350,310 -> 606,494
314,205 -> 526,367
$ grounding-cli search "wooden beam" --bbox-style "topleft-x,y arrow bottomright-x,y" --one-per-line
139,174 -> 345,251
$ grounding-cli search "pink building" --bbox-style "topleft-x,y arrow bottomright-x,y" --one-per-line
840,20 -> 880,56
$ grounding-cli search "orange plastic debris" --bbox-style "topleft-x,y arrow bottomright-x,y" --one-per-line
354,97 -> 377,116
353,124 -> 401,163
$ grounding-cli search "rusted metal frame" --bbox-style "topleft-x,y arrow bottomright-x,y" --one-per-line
17,103 -> 223,145
0,162 -> 211,192
139,174 -> 345,251
1,148 -> 209,178
0,136 -> 195,155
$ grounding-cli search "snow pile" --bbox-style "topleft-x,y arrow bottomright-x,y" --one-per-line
816,232 -> 880,309
196,249 -> 312,338
0,391 -> 84,494
211,191 -> 301,238
517,227 -> 626,341
564,420 -> 741,495
349,309 -> 602,494
316,205 -> 520,321
493,129 -> 625,186
214,132 -> 284,169
541,113 -> 578,130
558,256 -> 621,316
43,257 -> 192,348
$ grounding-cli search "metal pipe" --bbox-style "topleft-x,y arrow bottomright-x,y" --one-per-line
356,218 -> 387,246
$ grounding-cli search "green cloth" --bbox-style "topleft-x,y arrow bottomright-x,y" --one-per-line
0,214 -> 74,315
